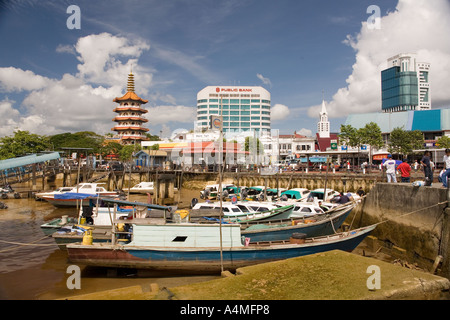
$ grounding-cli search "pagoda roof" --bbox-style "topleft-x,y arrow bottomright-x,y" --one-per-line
113,91 -> 148,104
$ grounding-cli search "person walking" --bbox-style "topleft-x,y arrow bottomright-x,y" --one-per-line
397,158 -> 412,183
421,151 -> 433,186
383,155 -> 397,183
442,149 -> 450,188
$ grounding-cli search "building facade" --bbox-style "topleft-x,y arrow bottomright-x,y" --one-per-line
195,86 -> 271,134
381,53 -> 431,113
112,72 -> 149,145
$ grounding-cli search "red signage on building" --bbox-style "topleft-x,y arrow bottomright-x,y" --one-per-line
215,87 -> 253,93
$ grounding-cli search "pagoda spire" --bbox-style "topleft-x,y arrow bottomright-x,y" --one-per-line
127,70 -> 135,93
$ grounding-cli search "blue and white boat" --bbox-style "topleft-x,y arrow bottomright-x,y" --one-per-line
66,215 -> 375,273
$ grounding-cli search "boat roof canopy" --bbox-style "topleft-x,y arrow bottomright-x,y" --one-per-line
100,198 -> 170,211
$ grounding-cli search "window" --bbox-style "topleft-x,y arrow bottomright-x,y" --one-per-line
237,205 -> 249,212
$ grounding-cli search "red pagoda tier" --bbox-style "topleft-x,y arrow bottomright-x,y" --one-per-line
112,72 -> 149,145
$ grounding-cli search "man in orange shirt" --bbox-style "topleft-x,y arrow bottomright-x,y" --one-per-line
397,158 -> 412,183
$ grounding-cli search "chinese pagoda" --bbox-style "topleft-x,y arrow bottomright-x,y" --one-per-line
112,71 -> 149,145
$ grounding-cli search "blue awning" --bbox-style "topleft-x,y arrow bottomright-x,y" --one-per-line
0,152 -> 60,171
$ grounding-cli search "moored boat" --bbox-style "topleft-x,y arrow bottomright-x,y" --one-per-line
66,219 -> 376,273
241,201 -> 355,242
38,183 -> 123,207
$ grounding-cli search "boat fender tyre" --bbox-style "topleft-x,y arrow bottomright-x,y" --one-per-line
14,192 -> 21,199
290,232 -> 307,244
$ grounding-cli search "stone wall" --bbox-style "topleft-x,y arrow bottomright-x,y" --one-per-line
351,183 -> 450,279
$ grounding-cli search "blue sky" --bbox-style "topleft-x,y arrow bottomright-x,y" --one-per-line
2,0 -> 449,138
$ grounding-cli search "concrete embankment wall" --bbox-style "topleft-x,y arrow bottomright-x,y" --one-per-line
350,183 -> 450,280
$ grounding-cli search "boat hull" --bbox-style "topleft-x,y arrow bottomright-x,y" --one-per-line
242,206 -> 353,242
41,193 -> 119,207
67,225 -> 375,273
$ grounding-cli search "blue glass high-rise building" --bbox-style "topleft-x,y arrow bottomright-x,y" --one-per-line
381,53 -> 431,113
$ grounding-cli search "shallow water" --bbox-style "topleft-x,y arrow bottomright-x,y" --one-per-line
0,185 -> 217,300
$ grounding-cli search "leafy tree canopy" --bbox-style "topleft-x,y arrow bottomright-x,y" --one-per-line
388,127 -> 424,156
0,130 -> 51,160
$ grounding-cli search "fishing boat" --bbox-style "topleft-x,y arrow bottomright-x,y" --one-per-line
191,201 -> 295,223
44,198 -> 174,249
66,218 -> 376,273
40,197 -> 132,236
280,188 -> 310,200
240,201 -> 356,242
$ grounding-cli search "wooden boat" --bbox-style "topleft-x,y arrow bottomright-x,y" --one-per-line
45,198 -> 173,249
66,219 -> 376,273
240,201 -> 355,242
193,204 -> 295,223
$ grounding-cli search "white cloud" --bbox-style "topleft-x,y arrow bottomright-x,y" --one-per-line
296,128 -> 313,137
0,33 -> 155,136
0,67 -> 51,92
271,104 -> 290,121
256,73 -> 272,88
307,0 -> 450,119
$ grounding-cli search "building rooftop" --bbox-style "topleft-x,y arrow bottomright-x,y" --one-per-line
345,108 -> 450,133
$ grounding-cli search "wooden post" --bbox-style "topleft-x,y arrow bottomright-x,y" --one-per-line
31,163 -> 36,191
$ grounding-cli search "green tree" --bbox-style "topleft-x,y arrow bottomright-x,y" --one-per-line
100,142 -> 123,158
244,137 -> 263,155
0,130 -> 51,159
118,144 -> 142,161
144,133 -> 162,141
388,127 -> 424,156
436,136 -> 450,149
339,125 -> 362,148
49,131 -> 105,153
359,122 -> 384,164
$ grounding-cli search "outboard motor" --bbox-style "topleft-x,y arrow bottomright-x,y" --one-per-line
190,198 -> 199,209
241,189 -> 248,200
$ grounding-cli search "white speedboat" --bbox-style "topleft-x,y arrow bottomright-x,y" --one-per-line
129,182 -> 155,194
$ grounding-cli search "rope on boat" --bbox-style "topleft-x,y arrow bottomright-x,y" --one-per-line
0,235 -> 54,253
372,200 -> 449,227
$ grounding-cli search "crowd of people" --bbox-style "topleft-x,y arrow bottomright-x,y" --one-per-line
382,149 -> 450,187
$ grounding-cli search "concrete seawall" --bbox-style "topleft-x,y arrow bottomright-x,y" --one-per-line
350,183 -> 450,280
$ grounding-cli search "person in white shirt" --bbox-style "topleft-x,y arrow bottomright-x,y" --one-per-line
383,155 -> 397,183
442,149 -> 450,188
